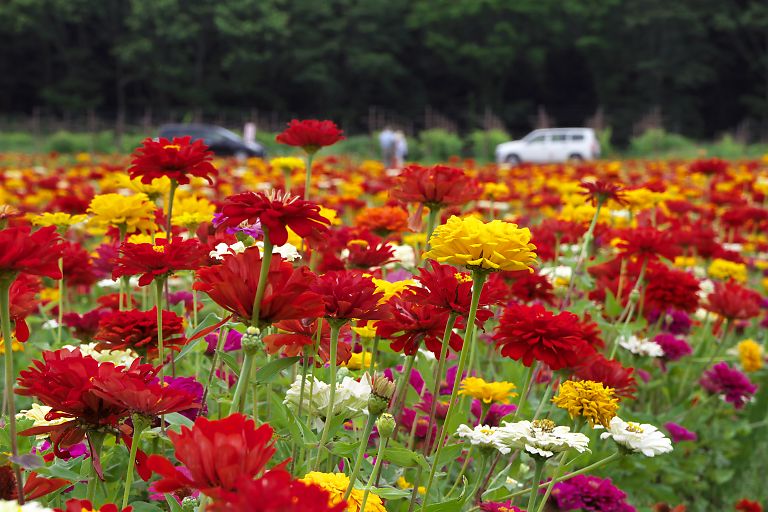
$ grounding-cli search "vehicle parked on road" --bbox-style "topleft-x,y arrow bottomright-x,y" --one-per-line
159,123 -> 266,158
495,128 -> 600,164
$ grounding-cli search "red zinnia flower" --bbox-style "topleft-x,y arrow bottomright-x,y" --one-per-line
91,370 -> 198,418
493,303 -> 595,370
128,136 -> 218,185
210,471 -> 347,512
616,227 -> 679,263
410,261 -> 493,326
112,237 -> 207,287
275,119 -> 345,154
94,308 -> 186,359
0,469 -> 70,501
735,499 -> 763,512
580,179 -> 628,206
62,241 -> 99,288
55,499 -> 131,512
147,414 -> 278,494
390,164 -> 482,208
688,157 -> 729,176
376,297 -> 462,358
8,273 -> 40,342
343,231 -> 396,270
0,225 -> 63,280
263,319 -> 352,366
311,271 -> 389,322
217,190 -> 330,246
573,353 -> 637,399
705,280 -> 762,321
195,248 -> 324,326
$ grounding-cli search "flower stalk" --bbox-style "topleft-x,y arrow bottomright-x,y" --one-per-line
315,320 -> 343,469
122,415 -> 150,509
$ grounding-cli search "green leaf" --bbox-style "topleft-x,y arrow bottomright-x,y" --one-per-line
173,337 -> 204,364
255,356 -> 300,383
164,412 -> 194,429
218,351 -> 241,377
165,494 -> 184,512
604,289 -> 622,318
381,446 -> 429,470
372,486 -> 412,500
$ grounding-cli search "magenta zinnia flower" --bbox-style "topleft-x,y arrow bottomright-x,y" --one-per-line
700,362 -> 757,409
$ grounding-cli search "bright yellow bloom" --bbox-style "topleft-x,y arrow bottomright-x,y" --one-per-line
320,206 -> 342,226
112,174 -> 172,197
552,380 -> 619,428
674,256 -> 697,268
171,196 -> 215,227
424,216 -> 537,272
301,472 -> 386,512
29,212 -> 87,228
351,321 -> 378,339
403,232 -> 427,246
708,258 -> 747,283
459,376 -> 517,404
483,182 -> 510,199
87,193 -> 157,234
396,476 -> 426,495
40,288 -> 59,303
270,156 -> 305,172
623,187 -> 666,211
738,339 -> 764,372
372,278 -> 416,301
343,351 -> 373,370
0,336 -> 24,354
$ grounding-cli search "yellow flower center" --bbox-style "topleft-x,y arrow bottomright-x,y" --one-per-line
626,422 -> 644,433
454,272 -> 472,283
532,419 -> 556,432
152,245 -> 166,253
163,144 -> 181,151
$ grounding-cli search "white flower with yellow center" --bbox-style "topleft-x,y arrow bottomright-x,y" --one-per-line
284,374 -> 372,429
61,342 -> 138,366
456,424 -> 511,454
497,419 -> 590,458
618,335 -> 664,357
599,417 -> 672,457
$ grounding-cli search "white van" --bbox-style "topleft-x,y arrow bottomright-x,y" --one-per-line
495,128 -> 600,164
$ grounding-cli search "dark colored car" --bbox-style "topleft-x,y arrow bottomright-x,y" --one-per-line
158,123 -> 266,158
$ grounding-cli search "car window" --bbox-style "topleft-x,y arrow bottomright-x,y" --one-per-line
529,135 -> 546,143
570,134 -> 585,141
551,134 -> 567,142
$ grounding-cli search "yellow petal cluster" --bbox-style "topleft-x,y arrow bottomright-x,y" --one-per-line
29,212 -> 87,228
552,379 -> 619,428
87,193 -> 157,234
738,339 -> 764,372
707,258 -> 747,283
424,215 -> 537,272
171,195 -> 216,227
301,472 -> 386,512
459,376 -> 517,404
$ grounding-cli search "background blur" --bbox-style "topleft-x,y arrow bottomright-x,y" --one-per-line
2,0 -> 768,157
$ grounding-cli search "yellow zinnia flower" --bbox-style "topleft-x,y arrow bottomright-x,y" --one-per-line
171,196 -> 215,228
87,193 -> 157,234
396,476 -> 426,495
372,278 -> 416,302
0,335 -> 24,354
738,339 -> 764,372
351,320 -> 378,339
552,380 -> 619,428
459,376 -> 517,404
301,472 -> 385,512
708,258 -> 747,283
29,212 -> 87,228
424,216 -> 537,272
271,156 -> 305,172
343,351 -> 373,370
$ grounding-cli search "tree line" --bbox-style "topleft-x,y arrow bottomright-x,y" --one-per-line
1,0 -> 767,144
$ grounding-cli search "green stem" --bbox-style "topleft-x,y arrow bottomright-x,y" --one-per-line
231,349 -> 256,413
85,431 -> 106,503
469,452 -> 489,503
343,413 -> 377,500
166,179 -> 178,236
536,452 -> 568,512
154,278 -> 166,383
368,336 -> 380,375
0,278 -> 24,503
122,416 -> 149,509
360,435 -> 388,512
513,365 -> 535,420
304,152 -> 315,201
446,446 -> 474,497
527,458 -> 546,512
251,230 -> 273,325
421,270 -> 488,510
425,206 -> 441,250
390,353 -> 417,416
57,257 -> 64,344
423,312 -> 458,453
315,321 -> 343,469
562,200 -> 602,307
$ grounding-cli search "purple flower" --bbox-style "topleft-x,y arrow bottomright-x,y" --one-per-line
205,329 -> 243,354
471,399 -> 516,427
165,376 -> 206,420
700,362 -> 757,408
415,392 -> 450,420
441,365 -> 473,395
654,333 -> 692,363
168,290 -> 194,310
213,213 -> 263,238
384,365 -> 424,394
549,474 -> 636,512
664,422 -> 697,442
398,407 -> 435,441
480,502 -> 524,512
647,309 -> 692,335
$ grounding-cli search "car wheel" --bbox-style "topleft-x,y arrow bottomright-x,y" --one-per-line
504,154 -> 522,166
568,153 -> 584,161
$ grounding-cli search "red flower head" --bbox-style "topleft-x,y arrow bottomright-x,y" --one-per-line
505,270 -> 557,306
128,136 -> 217,185
210,471 -> 347,512
0,468 -> 70,501
689,157 -> 729,176
217,190 -> 331,246
343,231 -> 396,270
147,414 -> 278,494
355,206 -> 410,236
706,280 -> 762,321
8,273 -> 40,342
276,119 -> 345,154
311,270 -> 390,322
616,227 -> 679,263
0,225 -> 63,281
91,370 -> 198,418
580,179 -> 628,206
55,499 -> 132,512
195,248 -> 324,327
62,241 -> 98,288
390,164 -> 482,208
263,319 -> 352,366
376,297 -> 463,358
493,303 -> 595,370
410,261 -> 493,325
94,308 -> 186,359
573,353 -> 637,399
643,262 -> 700,314
735,499 -> 763,512
112,237 -> 208,287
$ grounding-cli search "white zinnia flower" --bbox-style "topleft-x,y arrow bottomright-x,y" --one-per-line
284,374 -> 372,429
540,265 -> 572,285
0,501 -> 55,512
497,419 -> 590,458
385,244 -> 416,269
17,404 -> 69,438
618,335 -> 664,357
456,424 -> 511,454
599,417 -> 672,457
209,241 -> 247,260
61,342 -> 138,366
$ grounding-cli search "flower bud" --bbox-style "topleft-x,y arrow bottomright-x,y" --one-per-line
368,373 -> 396,416
181,497 -> 198,512
629,288 -> 641,304
377,413 -> 396,438
242,328 -> 263,354
337,366 -> 351,379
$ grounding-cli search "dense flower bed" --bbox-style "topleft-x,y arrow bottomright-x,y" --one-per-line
0,125 -> 766,512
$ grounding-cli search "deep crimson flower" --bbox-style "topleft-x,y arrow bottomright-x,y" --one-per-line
410,261 -> 493,325
128,136 -> 217,185
705,280 -> 762,321
8,273 -> 40,342
0,469 -> 70,501
210,471 -> 347,512
505,269 -> 557,306
55,499 -> 131,512
700,362 -> 757,409
311,270 -> 389,322
616,227 -> 679,262
91,371 -> 198,418
195,248 -> 324,326
94,308 -> 186,359
275,119 -> 345,154
343,231 -> 396,269
643,263 -> 700,314
263,319 -> 352,366
0,225 -> 63,280
376,297 -> 463,358
735,499 -> 763,512
147,414 -> 278,494
217,190 -> 330,246
62,241 -> 98,287
493,303 -> 595,370
390,164 -> 482,208
112,237 -> 207,286
573,353 -> 637,399
688,157 -> 728,176
580,179 -> 628,206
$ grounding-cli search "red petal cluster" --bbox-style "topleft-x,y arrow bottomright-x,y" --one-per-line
112,237 -> 208,287
8,273 -> 40,342
706,280 -> 762,321
275,119 -> 345,154
573,353 -> 637,399
390,164 -> 482,208
195,248 -> 324,326
128,136 -> 217,185
0,225 -> 63,280
263,319 -> 352,366
410,261 -> 493,325
55,499 -> 132,512
580,179 -> 628,206
62,241 -> 99,287
376,297 -> 462,357
311,270 -> 389,321
616,227 -> 679,262
94,308 -> 186,359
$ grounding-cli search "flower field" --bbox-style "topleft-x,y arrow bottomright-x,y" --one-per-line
0,120 -> 766,512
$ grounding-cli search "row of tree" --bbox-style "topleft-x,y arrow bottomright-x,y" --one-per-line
1,0 -> 767,143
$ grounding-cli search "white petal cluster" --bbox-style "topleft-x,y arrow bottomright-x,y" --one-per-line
209,241 -> 247,260
618,335 -> 664,357
456,424 -> 512,454
385,244 -> 416,269
599,417 -> 673,457
284,373 -> 372,430
496,419 -> 590,459
61,342 -> 138,366
0,501 -> 55,512
17,403 -> 69,437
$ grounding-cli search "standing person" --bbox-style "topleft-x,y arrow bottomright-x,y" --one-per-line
394,130 -> 408,168
379,126 -> 396,168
